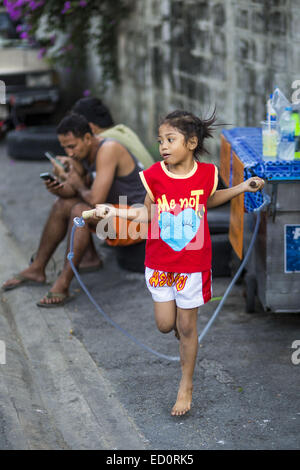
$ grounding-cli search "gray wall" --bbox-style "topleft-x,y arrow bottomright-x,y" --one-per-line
90,0 -> 300,162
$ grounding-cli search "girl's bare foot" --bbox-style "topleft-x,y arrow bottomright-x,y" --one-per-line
171,383 -> 193,416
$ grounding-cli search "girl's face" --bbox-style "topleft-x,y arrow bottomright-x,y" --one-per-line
157,123 -> 197,165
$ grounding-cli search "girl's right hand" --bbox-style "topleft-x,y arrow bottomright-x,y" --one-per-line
95,204 -> 117,219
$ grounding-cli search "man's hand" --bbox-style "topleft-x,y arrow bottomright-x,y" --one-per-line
51,158 -> 68,181
44,178 -> 78,198
44,179 -> 64,195
66,163 -> 86,191
56,156 -> 71,171
57,156 -> 85,176
242,177 -> 265,192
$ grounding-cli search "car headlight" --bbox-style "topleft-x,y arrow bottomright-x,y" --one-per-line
26,72 -> 53,87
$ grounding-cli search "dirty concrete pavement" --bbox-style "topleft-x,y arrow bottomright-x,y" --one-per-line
0,143 -> 299,450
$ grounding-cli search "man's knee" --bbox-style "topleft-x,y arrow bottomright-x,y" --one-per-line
53,197 -> 79,216
70,202 -> 90,218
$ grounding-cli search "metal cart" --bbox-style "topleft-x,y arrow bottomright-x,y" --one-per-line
220,128 -> 300,313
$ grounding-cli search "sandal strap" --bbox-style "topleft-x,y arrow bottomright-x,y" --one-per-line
13,273 -> 29,281
45,292 -> 67,300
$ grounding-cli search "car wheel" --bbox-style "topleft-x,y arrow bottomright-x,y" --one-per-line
115,242 -> 146,273
6,126 -> 64,160
211,233 -> 232,277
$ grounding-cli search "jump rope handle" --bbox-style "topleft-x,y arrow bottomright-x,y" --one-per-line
82,206 -> 111,220
82,209 -> 96,220
248,178 -> 270,213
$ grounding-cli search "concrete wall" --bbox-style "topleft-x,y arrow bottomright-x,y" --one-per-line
90,0 -> 300,162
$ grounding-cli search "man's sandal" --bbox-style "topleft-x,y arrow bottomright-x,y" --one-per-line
36,292 -> 74,308
2,274 -> 47,292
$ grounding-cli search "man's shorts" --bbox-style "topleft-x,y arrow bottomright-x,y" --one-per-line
145,267 -> 212,309
92,204 -> 148,247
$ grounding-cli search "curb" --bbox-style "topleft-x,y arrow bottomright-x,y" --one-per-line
0,218 -> 147,450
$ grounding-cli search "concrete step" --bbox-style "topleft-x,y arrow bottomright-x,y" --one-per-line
0,218 -> 147,450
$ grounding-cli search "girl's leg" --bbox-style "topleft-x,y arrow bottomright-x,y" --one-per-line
154,300 -> 177,334
171,306 -> 198,416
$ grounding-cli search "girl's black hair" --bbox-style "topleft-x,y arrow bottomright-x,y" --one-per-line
160,108 -> 218,160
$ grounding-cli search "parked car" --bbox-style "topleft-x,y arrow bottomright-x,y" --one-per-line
0,8 -> 60,136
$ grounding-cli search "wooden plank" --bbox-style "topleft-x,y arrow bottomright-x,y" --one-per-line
228,151 -> 245,260
219,134 -> 231,187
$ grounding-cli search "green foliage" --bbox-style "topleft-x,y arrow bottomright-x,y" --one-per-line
5,1 -> 132,88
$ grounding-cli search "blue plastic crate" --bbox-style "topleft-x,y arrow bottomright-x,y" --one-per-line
243,167 -> 266,213
265,161 -> 291,171
244,192 -> 263,213
244,166 -> 264,179
223,127 -> 260,141
222,128 -> 300,212
222,128 -> 300,182
245,135 -> 263,157
291,161 -> 300,176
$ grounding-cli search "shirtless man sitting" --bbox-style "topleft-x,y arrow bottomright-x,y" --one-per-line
2,113 -> 146,307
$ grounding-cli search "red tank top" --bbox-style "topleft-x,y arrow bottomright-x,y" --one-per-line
140,161 -> 218,273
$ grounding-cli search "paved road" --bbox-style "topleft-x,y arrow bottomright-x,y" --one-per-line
0,142 -> 299,450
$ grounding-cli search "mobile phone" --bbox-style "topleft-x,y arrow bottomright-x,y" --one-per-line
40,172 -> 59,184
44,151 -> 65,169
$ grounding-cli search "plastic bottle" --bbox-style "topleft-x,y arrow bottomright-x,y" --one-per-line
271,87 -> 290,118
277,106 -> 295,161
267,94 -> 277,122
291,112 -> 300,160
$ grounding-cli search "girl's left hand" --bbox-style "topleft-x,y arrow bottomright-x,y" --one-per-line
243,177 -> 265,192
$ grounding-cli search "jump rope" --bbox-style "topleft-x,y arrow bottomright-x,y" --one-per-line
68,181 -> 270,362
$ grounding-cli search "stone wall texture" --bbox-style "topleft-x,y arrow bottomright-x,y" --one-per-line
91,0 -> 300,162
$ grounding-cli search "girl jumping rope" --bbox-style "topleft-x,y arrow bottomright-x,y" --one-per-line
92,109 -> 264,416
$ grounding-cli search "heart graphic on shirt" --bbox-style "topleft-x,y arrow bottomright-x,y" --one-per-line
158,208 -> 202,252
